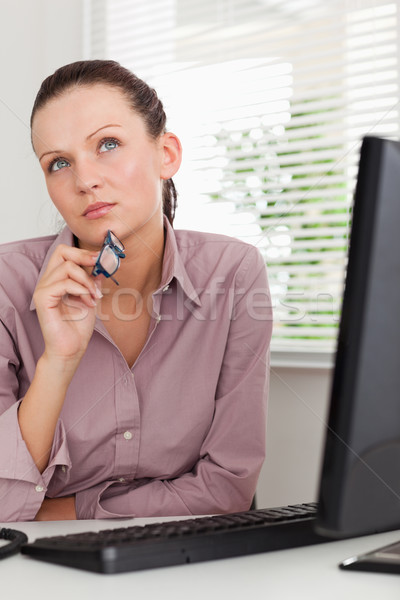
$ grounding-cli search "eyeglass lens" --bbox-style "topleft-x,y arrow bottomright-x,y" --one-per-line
99,245 -> 119,275
109,231 -> 124,252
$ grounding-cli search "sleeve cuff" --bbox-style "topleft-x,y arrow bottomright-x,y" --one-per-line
0,401 -> 71,485
75,480 -> 136,520
0,404 -> 72,521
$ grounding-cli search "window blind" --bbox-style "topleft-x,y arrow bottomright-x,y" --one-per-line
86,0 -> 400,353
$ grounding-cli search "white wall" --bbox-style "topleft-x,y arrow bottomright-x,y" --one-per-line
0,0 -> 333,509
0,0 -> 84,243
257,366 -> 332,508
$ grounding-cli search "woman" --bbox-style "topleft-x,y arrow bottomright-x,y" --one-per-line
0,60 -> 272,522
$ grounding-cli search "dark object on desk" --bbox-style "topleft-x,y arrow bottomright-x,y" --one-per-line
0,528 -> 28,559
21,503 -> 326,573
340,540 -> 400,575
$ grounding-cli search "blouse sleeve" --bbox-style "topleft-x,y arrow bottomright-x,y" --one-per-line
75,246 -> 272,519
0,320 -> 71,522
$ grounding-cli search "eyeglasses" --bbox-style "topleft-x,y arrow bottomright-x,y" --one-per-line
92,230 -> 126,285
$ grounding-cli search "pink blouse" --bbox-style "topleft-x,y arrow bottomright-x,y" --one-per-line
0,218 -> 272,521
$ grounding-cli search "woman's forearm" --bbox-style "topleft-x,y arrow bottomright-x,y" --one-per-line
34,496 -> 77,521
17,353 -> 79,473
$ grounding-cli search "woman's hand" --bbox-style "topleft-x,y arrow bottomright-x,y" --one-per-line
35,496 -> 77,521
33,244 -> 101,367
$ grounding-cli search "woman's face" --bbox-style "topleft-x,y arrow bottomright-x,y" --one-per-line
31,84 -> 179,249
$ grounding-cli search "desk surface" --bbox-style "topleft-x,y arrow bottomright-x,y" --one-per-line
1,516 -> 400,599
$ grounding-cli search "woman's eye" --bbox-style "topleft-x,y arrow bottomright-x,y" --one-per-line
50,158 -> 70,172
99,138 -> 120,153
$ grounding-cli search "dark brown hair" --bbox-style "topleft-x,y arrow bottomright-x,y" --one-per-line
31,60 -> 178,224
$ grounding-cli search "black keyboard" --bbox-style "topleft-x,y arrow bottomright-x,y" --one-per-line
21,502 -> 329,574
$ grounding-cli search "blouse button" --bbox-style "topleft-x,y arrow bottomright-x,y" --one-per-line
123,431 -> 133,440
35,485 -> 44,493
162,285 -> 170,292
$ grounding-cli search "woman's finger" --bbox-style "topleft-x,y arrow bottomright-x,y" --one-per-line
44,244 -> 99,276
36,279 -> 98,309
40,259 -> 101,300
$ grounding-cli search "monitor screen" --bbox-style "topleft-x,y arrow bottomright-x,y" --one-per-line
315,136 -> 400,538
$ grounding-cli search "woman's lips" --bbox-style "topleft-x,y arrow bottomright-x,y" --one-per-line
83,203 -> 115,220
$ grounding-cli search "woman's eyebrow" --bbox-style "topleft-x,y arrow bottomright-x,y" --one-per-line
39,148 -> 63,162
86,123 -> 122,140
39,124 -> 122,162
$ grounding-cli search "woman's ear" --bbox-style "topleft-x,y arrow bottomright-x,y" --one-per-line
160,132 -> 182,180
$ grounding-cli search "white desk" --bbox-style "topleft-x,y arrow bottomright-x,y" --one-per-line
1,517 -> 399,600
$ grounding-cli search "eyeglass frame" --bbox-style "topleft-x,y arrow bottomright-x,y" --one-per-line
92,230 -> 126,285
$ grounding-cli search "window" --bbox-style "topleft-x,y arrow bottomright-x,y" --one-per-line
86,0 -> 400,357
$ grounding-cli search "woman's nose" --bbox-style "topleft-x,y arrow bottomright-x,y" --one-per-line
74,158 -> 104,194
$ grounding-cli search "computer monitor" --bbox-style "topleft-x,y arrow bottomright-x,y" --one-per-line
315,136 -> 400,539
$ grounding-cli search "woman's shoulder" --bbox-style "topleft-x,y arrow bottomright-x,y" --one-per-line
0,234 -> 57,265
0,234 -> 57,297
175,227 -> 257,252
174,227 -> 264,266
